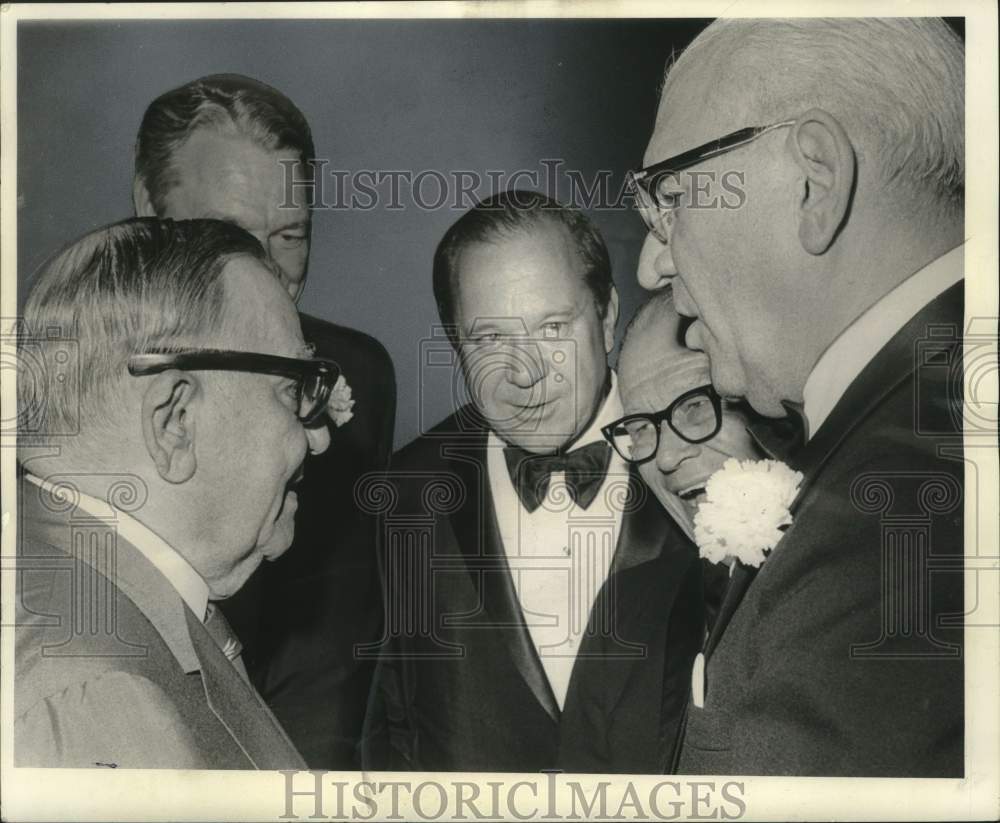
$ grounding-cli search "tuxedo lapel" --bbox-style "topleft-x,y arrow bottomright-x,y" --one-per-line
704,281 -> 963,661
443,426 -> 560,723
574,473 -> 683,711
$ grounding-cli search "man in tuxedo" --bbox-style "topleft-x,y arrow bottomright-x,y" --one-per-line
635,18 -> 965,775
132,74 -> 396,767
15,217 -> 330,767
368,191 -> 703,772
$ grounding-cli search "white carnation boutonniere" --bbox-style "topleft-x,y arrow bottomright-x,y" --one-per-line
328,375 -> 355,427
693,458 -> 804,568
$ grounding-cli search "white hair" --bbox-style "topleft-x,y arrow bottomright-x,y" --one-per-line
665,18 -> 964,214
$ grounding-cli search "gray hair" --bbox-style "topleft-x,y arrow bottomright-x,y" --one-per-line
18,217 -> 268,438
135,73 -> 315,216
665,18 -> 964,214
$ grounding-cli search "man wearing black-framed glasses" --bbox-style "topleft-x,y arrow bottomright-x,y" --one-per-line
14,217 -> 327,768
605,290 -> 760,536
132,74 -> 396,769
633,18 -> 965,778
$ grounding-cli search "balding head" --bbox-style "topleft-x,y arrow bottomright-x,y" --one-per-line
616,291 -> 758,528
636,18 -> 964,417
659,18 -> 963,215
619,290 -> 715,432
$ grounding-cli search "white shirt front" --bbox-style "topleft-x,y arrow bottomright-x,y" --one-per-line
486,372 -> 629,710
802,245 -> 964,440
24,472 -> 210,621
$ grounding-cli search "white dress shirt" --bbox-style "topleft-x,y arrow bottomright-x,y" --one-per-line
24,472 -> 210,621
803,245 -> 964,440
487,371 -> 629,709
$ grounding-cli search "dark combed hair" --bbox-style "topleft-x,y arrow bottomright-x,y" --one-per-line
19,217 -> 269,436
135,73 -> 315,215
432,190 -> 614,341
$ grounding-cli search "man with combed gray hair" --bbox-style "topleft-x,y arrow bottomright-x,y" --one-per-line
133,73 -> 396,767
16,217 -> 331,767
634,18 -> 964,775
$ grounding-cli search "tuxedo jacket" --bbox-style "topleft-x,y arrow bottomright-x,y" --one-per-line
366,407 -> 704,773
221,312 -> 396,768
677,282 -> 965,777
14,476 -> 306,769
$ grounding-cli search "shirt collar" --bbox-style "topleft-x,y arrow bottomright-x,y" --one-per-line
802,244 -> 964,440
24,472 -> 210,621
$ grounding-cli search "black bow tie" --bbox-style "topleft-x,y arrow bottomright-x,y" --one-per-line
503,441 -> 613,513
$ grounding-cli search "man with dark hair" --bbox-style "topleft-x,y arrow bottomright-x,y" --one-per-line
132,73 -> 396,767
16,217 -> 331,768
367,191 -> 703,772
635,18 -> 965,775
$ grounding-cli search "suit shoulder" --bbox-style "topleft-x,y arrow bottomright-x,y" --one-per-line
299,312 -> 394,373
392,407 -> 483,469
15,670 -> 205,768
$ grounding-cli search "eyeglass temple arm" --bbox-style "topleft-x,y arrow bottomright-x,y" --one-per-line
632,121 -> 796,186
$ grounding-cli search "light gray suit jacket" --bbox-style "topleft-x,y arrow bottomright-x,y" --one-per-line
14,472 -> 306,769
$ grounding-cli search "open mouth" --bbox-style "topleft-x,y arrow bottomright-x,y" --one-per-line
678,486 -> 706,501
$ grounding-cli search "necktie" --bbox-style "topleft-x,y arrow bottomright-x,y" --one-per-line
503,441 -> 613,513
204,603 -> 250,683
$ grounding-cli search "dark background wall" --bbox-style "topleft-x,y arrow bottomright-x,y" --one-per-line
17,18 -> 709,449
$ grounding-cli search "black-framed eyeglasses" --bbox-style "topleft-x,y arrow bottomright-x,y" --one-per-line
601,385 -> 722,465
627,121 -> 795,243
127,348 -> 340,426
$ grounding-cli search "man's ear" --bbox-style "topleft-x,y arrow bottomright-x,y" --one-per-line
132,175 -> 157,217
788,108 -> 856,255
141,370 -> 199,483
602,286 -> 620,353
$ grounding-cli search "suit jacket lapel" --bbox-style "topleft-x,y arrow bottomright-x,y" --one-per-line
443,422 -> 560,723
186,609 -> 306,769
19,478 -> 305,769
575,472 -> 687,711
703,281 -> 964,660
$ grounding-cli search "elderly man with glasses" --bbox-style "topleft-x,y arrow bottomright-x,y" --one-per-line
15,217 -> 332,768
605,289 -> 761,538
631,18 -> 965,777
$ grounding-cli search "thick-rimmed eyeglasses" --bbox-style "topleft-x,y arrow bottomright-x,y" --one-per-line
601,385 -> 722,465
627,121 -> 795,243
127,348 -> 340,426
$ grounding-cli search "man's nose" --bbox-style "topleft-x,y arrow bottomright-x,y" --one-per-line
654,422 -> 699,473
636,232 -> 677,291
305,422 -> 330,455
506,344 -> 549,389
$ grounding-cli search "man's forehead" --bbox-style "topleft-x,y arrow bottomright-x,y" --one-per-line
643,57 -> 740,167
620,339 -> 711,412
219,256 -> 303,353
170,129 -> 312,221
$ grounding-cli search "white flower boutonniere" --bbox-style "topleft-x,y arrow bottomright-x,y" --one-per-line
328,375 -> 355,427
693,458 -> 804,568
